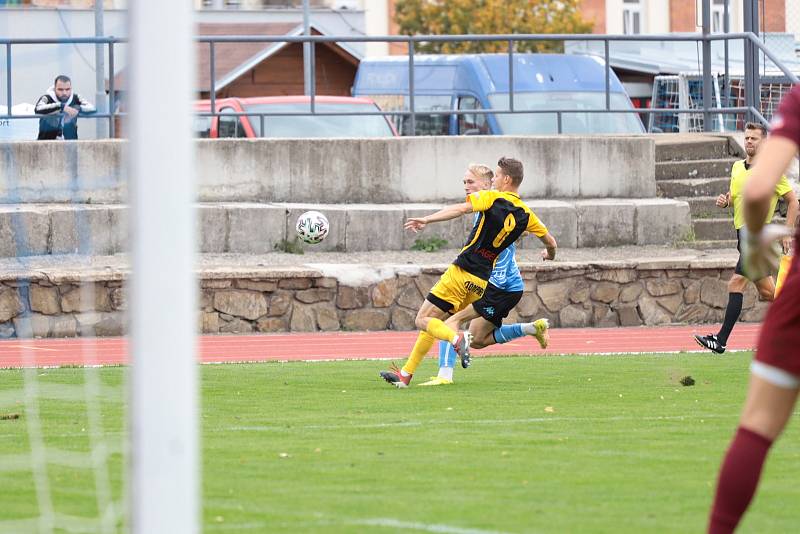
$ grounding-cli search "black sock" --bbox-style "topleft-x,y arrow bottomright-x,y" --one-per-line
717,292 -> 743,346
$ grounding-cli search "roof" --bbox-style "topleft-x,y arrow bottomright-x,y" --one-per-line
110,22 -> 363,92
354,54 -> 627,95
564,33 -> 800,77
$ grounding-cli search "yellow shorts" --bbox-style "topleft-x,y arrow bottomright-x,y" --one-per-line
427,264 -> 487,315
776,255 -> 793,299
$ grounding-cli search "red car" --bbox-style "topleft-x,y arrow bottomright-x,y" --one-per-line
193,95 -> 397,138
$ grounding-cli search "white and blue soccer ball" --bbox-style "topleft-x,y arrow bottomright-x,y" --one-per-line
296,210 -> 329,244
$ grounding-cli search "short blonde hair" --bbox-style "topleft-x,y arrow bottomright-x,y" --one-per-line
468,163 -> 493,182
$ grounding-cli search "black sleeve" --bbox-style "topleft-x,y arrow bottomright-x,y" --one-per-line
34,95 -> 61,115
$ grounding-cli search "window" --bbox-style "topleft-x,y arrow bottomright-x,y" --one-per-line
487,92 -> 644,135
241,102 -> 395,138
622,0 -> 641,35
368,94 -> 451,136
712,0 -> 730,33
217,108 -> 247,138
457,96 -> 489,135
193,116 -> 212,138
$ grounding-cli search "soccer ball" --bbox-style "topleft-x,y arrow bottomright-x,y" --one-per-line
296,210 -> 329,244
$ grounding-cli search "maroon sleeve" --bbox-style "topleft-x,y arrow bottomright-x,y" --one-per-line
770,85 -> 800,145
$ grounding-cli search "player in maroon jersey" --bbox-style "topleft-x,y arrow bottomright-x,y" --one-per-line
708,85 -> 800,533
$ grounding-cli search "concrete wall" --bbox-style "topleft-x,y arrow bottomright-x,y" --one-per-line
0,136 -> 656,203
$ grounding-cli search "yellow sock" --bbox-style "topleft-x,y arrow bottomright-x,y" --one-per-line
426,317 -> 457,343
402,332 -> 435,375
776,255 -> 793,299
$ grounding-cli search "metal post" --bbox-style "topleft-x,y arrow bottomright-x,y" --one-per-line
408,39 -> 415,136
310,41 -> 316,114
557,111 -> 562,134
743,0 -> 760,123
129,0 -> 198,531
723,0 -> 729,112
108,42 -> 115,138
702,0 -> 712,132
604,39 -> 610,110
303,0 -> 311,96
508,40 -> 514,111
209,41 -> 216,113
5,44 -> 10,114
94,0 -> 107,138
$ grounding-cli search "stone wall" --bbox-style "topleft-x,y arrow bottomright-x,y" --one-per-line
0,259 -> 767,338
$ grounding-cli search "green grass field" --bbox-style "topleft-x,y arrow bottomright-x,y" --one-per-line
1,352 -> 800,533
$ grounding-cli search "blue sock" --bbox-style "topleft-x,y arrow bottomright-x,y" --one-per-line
438,340 -> 457,368
494,324 -> 524,344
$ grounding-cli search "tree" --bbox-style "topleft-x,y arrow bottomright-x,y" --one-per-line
393,0 -> 593,54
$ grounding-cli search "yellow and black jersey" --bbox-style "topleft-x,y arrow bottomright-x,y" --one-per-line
454,190 -> 548,280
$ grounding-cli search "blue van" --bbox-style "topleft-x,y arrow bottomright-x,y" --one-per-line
352,54 -> 645,136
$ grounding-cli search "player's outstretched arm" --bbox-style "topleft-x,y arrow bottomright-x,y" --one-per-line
538,232 -> 557,261
744,136 -> 798,233
404,201 -> 472,233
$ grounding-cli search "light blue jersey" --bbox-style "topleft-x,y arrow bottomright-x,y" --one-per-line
489,243 -> 524,291
468,212 -> 523,292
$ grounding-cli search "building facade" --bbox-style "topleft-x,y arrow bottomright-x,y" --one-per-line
581,0 -> 789,35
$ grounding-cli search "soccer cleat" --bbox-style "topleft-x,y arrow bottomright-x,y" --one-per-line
418,376 -> 454,387
454,331 -> 473,369
694,333 -> 726,354
531,318 -> 550,349
379,363 -> 412,388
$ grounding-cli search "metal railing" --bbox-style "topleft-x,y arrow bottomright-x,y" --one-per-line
1,29 -> 798,138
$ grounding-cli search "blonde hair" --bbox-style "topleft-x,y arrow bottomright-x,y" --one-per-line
468,163 -> 493,182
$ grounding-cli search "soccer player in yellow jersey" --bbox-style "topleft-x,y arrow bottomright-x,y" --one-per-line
380,157 -> 557,388
695,122 -> 797,354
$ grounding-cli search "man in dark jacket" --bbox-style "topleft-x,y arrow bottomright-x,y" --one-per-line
35,75 -> 96,140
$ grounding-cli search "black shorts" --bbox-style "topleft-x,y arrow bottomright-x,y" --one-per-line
735,228 -> 744,275
472,283 -> 523,328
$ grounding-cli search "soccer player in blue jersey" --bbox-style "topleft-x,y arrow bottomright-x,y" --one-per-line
418,164 -> 550,387
379,158 -> 557,388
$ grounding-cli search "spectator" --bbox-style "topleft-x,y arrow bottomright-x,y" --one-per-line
35,75 -> 96,140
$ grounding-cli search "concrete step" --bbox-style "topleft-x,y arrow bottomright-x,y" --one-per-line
655,138 -> 732,162
692,218 -> 737,241
677,239 -> 738,250
656,158 -> 739,180
657,177 -> 730,197
0,199 -> 693,257
682,196 -> 729,218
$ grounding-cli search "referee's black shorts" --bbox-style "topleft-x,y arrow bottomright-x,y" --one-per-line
472,283 -> 523,328
735,228 -> 744,276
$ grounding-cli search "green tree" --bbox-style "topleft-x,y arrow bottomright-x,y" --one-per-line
393,0 -> 593,54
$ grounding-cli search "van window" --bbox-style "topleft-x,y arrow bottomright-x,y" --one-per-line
370,94 -> 451,136
488,92 -> 643,134
457,96 -> 489,135
218,108 -> 247,138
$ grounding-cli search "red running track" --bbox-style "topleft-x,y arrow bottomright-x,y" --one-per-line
0,324 -> 761,368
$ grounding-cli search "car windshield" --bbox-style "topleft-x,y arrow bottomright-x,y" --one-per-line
241,102 -> 395,138
487,92 -> 644,134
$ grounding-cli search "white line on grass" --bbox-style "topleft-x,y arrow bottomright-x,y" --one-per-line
354,517 -> 513,534
219,413 -> 737,433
